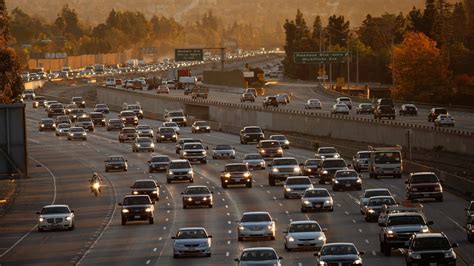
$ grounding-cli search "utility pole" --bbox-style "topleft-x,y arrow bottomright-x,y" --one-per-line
356,44 -> 359,87
329,35 -> 332,86
347,39 -> 350,88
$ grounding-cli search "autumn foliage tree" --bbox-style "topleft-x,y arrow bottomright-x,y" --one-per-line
391,32 -> 450,103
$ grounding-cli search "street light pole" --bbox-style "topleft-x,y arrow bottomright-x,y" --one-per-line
347,39 -> 350,89
356,44 -> 359,87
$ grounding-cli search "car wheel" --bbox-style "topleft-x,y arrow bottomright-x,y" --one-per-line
238,236 -> 243,242
206,253 -> 211,257
201,159 -> 207,164
246,183 -> 252,188
301,208 -> 307,213
269,177 -> 276,186
167,179 -> 171,184
69,222 -> 75,231
384,244 -> 391,256
173,254 -> 179,259
285,244 -> 291,252
121,218 -> 126,225
284,194 -> 289,199
436,196 -> 443,202
105,169 -> 109,172
149,217 -> 154,224
38,227 -> 43,232
222,183 -> 228,189
183,205 -> 187,209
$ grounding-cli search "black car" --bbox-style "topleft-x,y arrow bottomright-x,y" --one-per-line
315,243 -> 364,265
220,163 -> 252,189
68,109 -> 86,122
130,179 -> 160,202
374,105 -> 395,120
107,119 -> 124,131
406,233 -> 457,266
90,112 -> 106,126
47,103 -> 65,117
71,96 -> 86,108
38,118 -> 56,131
156,127 -> 177,143
191,121 -> 211,133
356,103 -> 375,114
263,96 -> 278,108
148,155 -> 170,173
119,195 -> 154,225
181,186 -> 213,208
332,170 -> 362,191
301,159 -> 321,178
399,104 -> 418,116
240,126 -> 265,144
428,107 -> 448,122
104,155 -> 128,172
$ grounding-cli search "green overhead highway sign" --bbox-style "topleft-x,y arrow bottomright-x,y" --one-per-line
175,48 -> 204,61
294,51 -> 351,64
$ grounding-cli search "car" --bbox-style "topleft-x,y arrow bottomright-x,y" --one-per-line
136,125 -> 154,138
301,188 -> 333,212
64,104 -> 78,115
399,104 -> 417,116
314,243 -> 363,265
32,96 -> 46,108
75,116 -> 95,131
212,144 -> 236,159
428,107 -> 448,122
301,159 -> 321,178
242,153 -> 266,170
181,186 -> 213,208
119,110 -> 139,126
336,97 -> 353,109
191,120 -> 211,133
376,98 -> 395,108
38,118 -> 56,131
156,127 -> 177,143
257,140 -> 283,159
89,112 -> 106,126
47,103 -> 65,117
468,223 -> 474,243
172,227 -> 212,258
364,196 -> 398,222
55,123 -> 70,136
315,147 -> 340,159
283,220 -> 326,251
245,88 -> 257,97
283,176 -> 313,199
167,159 -> 194,183
105,78 -> 116,87
55,115 -> 71,126
67,127 -> 87,140
237,211 -> 275,241
378,205 -> 424,226
68,109 -> 85,122
368,146 -> 403,179
356,103 -> 375,114
93,103 -> 110,114
162,122 -> 181,134
269,134 -> 290,149
175,138 -> 201,154
276,93 -> 290,105
21,89 -> 35,100
115,79 -> 123,86
405,172 -> 443,202
132,137 -> 155,152
156,85 -> 170,94
263,96 -> 279,108
148,155 -> 170,173
268,157 -> 301,186
123,103 -> 144,119
44,100 -> 59,110
379,212 -> 433,256
118,127 -> 137,143
164,110 -> 187,126
359,188 -> 392,214
374,105 -> 396,119
434,114 -> 455,127
240,93 -> 255,102
240,126 -> 265,144
37,205 -> 75,231
71,96 -> 86,108
104,155 -> 128,172
106,119 -> 124,131
119,195 -> 154,225
235,247 -> 282,266
304,99 -> 322,109
130,179 -> 160,202
180,142 -> 207,164
406,233 -> 457,266
220,163 -> 252,188
330,104 -> 349,114
466,201 -> 474,224
332,170 -> 362,191
317,158 -> 348,184
352,151 -> 371,172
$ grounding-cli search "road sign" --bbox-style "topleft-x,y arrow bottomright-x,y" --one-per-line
294,51 -> 351,64
243,71 -> 254,78
175,49 -> 204,61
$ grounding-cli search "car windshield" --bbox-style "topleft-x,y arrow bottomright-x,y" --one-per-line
170,162 -> 191,169
121,112 -> 135,117
160,128 -> 175,133
90,113 -> 103,118
244,127 -> 262,133
336,171 -> 358,178
412,237 -> 451,251
319,148 -> 337,154
411,174 -> 439,183
176,229 -> 207,239
195,121 -> 208,126
273,159 -> 297,166
128,105 -> 141,110
321,245 -> 357,255
361,104 -> 373,108
137,138 -> 152,143
72,97 -> 83,101
241,213 -> 271,222
309,99 -> 320,103
368,197 -> 396,206
36,96 -> 45,100
434,108 -> 447,115
69,128 -> 84,133
322,160 -> 346,168
151,156 -> 169,163
96,104 -> 106,108
169,112 -> 184,117
304,190 -> 329,197
286,178 -> 311,185
163,122 -> 178,127
225,164 -> 247,172
241,250 -> 277,261
215,145 -> 232,150
289,223 -> 321,233
388,215 -> 425,226
41,206 -> 70,214
364,190 -> 391,198
270,135 -> 286,140
306,160 -> 320,166
244,154 -> 262,160
123,196 -> 150,205
358,152 -> 370,158
108,157 -> 124,162
137,126 -> 150,130
184,143 -> 204,150
185,187 -> 210,194
123,129 -> 136,133
76,117 -> 90,122
133,181 -> 156,188
260,141 -> 280,148
374,152 -> 401,164
110,120 -> 121,124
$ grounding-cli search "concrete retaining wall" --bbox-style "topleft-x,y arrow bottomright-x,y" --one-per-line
203,70 -> 245,88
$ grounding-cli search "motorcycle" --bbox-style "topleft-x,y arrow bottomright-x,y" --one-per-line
90,181 -> 101,197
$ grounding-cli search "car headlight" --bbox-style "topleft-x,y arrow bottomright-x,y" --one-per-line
161,135 -> 165,138
224,173 -> 231,178
136,144 -> 141,147
325,200 -> 332,205
39,217 -> 44,222
260,161 -> 265,165
183,151 -> 187,155
387,230 -> 394,235
320,155 -> 325,159
187,170 -> 193,175
172,134 -> 177,138
356,179 -> 362,183
187,197 -> 193,202
260,149 -> 266,154
411,187 -> 418,191
41,124 -> 45,127
272,168 -> 279,173
434,185 -> 442,191
304,200 -> 311,205
277,148 -> 283,153
334,180 -> 339,184
354,258 -> 362,264
183,118 -> 187,122
284,140 -> 289,144
145,208 -> 152,212
196,126 -> 200,130
202,197 -> 208,201
122,209 -> 129,213
238,225 -> 244,230
285,188 -> 291,192
133,191 -> 138,195
421,228 -> 429,233
288,236 -> 295,242
322,170 -> 328,174
168,171 -> 174,175
293,167 -> 300,172
244,172 -> 250,178
410,253 -> 421,260
267,224 -> 274,230
307,168 -> 311,172
206,126 -> 210,129
81,101 -> 85,104
367,209 -> 375,213
444,251 -> 455,259
66,216 -> 72,221
334,154 -> 340,158
318,235 -> 326,241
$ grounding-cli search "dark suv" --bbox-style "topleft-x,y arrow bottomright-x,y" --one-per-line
130,179 -> 160,203
257,140 -> 283,159
221,163 -> 252,189
317,158 -> 348,184
240,126 -> 265,144
263,96 -> 278,108
71,96 -> 86,108
119,195 -> 154,225
405,172 -> 443,202
47,103 -> 65,117
406,233 -> 457,266
90,112 -> 106,126
374,105 -> 395,120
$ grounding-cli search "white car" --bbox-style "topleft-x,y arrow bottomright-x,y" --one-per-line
301,188 -> 334,212
359,188 -> 392,214
136,125 -> 154,138
237,212 -> 275,241
269,134 -> 290,149
212,144 -> 236,159
172,227 -> 212,258
235,247 -> 282,266
283,176 -> 313,199
37,204 -> 75,231
157,86 -> 170,94
242,153 -> 266,170
162,122 -> 180,134
55,123 -> 70,136
331,103 -> 350,115
105,78 -> 116,87
284,220 -> 327,251
315,147 -> 340,159
434,114 -> 455,127
336,97 -> 353,109
305,99 -> 322,109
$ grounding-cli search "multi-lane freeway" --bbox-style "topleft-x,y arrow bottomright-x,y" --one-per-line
0,100 -> 472,266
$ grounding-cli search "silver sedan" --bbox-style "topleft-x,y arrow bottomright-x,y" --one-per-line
284,220 -> 327,251
243,153 -> 266,170
172,227 -> 212,258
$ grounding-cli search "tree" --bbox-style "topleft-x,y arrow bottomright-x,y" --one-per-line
311,15 -> 323,49
422,0 -> 437,38
392,32 -> 450,103
326,15 -> 349,47
407,7 -> 424,32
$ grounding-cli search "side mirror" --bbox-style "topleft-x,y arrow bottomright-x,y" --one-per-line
171,236 -> 176,239
36,211 -> 40,214
130,186 -> 134,188
234,258 -> 240,262
359,251 -> 365,255
208,235 -> 213,238
299,163 -> 304,167
452,243 -> 458,248
125,160 -> 128,162
278,256 -> 284,260
427,221 -> 434,225
71,210 -> 74,213
313,252 -> 320,257
180,192 -> 184,195
211,191 -> 214,194
157,185 -> 160,187
378,222 -> 385,226
118,203 -> 123,206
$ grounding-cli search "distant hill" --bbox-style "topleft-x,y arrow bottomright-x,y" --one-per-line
6,0 -> 425,26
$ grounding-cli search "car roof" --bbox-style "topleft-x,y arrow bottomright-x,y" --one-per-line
177,227 -> 207,231
273,157 -> 296,160
43,204 -> 69,208
357,151 -> 370,154
242,211 -> 270,215
171,159 -> 189,163
123,195 -> 150,199
388,212 -> 424,217
290,220 -> 319,225
185,185 -> 210,189
368,196 -> 394,200
322,158 -> 344,161
244,126 -> 261,129
323,242 -> 356,247
413,233 -> 444,238
108,155 -> 124,158
411,172 -> 436,176
364,188 -> 390,192
306,188 -> 328,192
134,179 -> 156,183
225,163 -> 246,166
242,247 -> 276,252
286,176 -> 310,180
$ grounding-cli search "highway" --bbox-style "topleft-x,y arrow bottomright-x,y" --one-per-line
0,102 -> 472,266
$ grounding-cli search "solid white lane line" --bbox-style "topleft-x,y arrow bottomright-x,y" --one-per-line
358,229 -> 363,233
365,239 -> 369,244
352,219 -> 356,224
227,240 -> 231,245
226,252 -> 230,257
344,211 -> 349,215
372,251 -> 377,256
228,230 -> 232,234
158,237 -> 162,241
146,259 -> 151,264
153,248 -> 157,252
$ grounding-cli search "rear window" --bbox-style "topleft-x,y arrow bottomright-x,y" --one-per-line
286,178 -> 311,185
195,121 -> 209,126
434,108 -> 447,115
412,237 -> 451,251
176,229 -> 207,239
121,112 -> 136,117
270,135 -> 286,140
137,138 -> 152,143
123,196 -> 151,205
241,213 -> 271,222
241,250 -> 277,261
335,171 -> 358,178
289,223 -> 321,233
305,160 -> 320,166
411,174 -> 439,183
90,113 -> 103,118
69,128 -> 84,132
169,112 -> 184,117
358,152 -> 370,158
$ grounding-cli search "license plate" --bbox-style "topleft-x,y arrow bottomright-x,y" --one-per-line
303,242 -> 312,246
234,179 -> 241,182
429,263 -> 436,266
194,201 -> 201,204
178,176 -> 184,179
53,223 -> 59,227
134,215 -> 141,219
114,166 -> 119,168
315,204 -> 321,208
345,184 -> 351,187
424,193 -> 430,197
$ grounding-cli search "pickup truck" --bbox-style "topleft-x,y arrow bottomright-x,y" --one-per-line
191,87 -> 209,99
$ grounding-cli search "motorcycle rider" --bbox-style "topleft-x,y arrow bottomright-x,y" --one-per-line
89,172 -> 103,192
